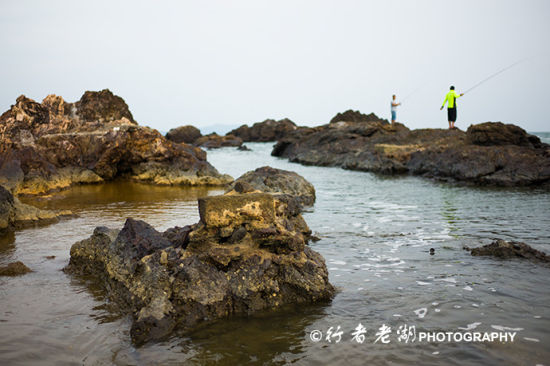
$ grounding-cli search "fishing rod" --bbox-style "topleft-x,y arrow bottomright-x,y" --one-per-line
400,85 -> 424,103
463,58 -> 529,95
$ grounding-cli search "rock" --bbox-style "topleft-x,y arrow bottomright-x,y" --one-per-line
0,185 -> 72,235
238,145 -> 251,151
65,190 -> 334,344
0,90 -> 232,196
470,239 -> 549,263
0,261 -> 32,276
466,122 -> 542,148
166,125 -> 202,144
0,186 -> 16,234
228,118 -> 297,142
226,166 -> 316,207
272,116 -> 550,187
75,89 -> 136,123
194,133 -> 243,148
329,110 -> 389,124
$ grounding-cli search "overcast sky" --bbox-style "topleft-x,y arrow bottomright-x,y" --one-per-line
1,0 -> 549,133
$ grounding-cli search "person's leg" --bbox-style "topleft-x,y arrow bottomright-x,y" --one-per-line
391,111 -> 396,125
448,108 -> 457,129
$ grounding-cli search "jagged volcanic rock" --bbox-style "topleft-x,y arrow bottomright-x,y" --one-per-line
0,89 -> 232,195
65,191 -> 334,344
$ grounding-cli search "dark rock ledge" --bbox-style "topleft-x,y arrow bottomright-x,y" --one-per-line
466,239 -> 549,264
272,111 -> 550,187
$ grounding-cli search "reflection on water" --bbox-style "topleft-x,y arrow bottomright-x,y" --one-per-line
441,188 -> 460,238
1,143 -> 549,365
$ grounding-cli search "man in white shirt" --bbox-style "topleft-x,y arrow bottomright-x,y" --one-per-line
391,94 -> 401,125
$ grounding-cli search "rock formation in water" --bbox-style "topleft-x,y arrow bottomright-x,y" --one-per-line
65,185 -> 334,344
228,118 -> 298,142
0,261 -> 32,276
0,185 -> 72,235
194,133 -> 243,148
469,239 -> 549,263
165,125 -> 203,144
0,89 -> 232,197
227,166 -> 316,208
272,113 -> 550,186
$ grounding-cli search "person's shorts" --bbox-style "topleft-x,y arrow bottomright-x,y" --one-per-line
447,108 -> 457,122
391,111 -> 396,121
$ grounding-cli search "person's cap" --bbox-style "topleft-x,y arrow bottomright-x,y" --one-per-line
450,85 -> 455,90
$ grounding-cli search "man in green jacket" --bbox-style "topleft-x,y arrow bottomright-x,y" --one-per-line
440,86 -> 464,129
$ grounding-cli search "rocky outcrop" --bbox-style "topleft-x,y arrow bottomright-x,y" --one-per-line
0,90 -> 232,196
75,89 -> 136,123
65,190 -> 334,344
469,239 -> 549,263
272,117 -> 550,186
466,122 -> 542,148
165,125 -> 202,144
194,133 -> 243,148
226,166 -> 316,207
228,118 -> 297,142
0,261 -> 32,276
0,186 -> 16,234
1,185 -> 72,235
329,110 -> 389,124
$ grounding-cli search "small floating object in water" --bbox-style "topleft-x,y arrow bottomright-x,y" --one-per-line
429,248 -> 435,255
45,255 -> 56,260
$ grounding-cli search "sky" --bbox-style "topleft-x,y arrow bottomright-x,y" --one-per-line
1,0 -> 549,133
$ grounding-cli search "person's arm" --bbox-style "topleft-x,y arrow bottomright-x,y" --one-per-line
456,91 -> 464,98
440,94 -> 448,110
392,101 -> 400,107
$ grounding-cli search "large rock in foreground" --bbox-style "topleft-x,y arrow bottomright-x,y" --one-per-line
227,166 -> 316,207
0,90 -> 232,196
272,116 -> 550,187
65,192 -> 334,344
228,118 -> 297,142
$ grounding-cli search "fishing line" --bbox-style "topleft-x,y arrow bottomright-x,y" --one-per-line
463,58 -> 529,95
401,85 -> 424,103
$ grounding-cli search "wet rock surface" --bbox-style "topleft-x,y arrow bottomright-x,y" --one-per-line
165,125 -> 202,144
0,186 -> 16,234
469,239 -> 549,263
0,261 -> 32,276
228,118 -> 297,142
65,189 -> 334,344
0,185 -> 72,235
0,89 -> 232,196
272,116 -> 550,186
226,166 -> 316,207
